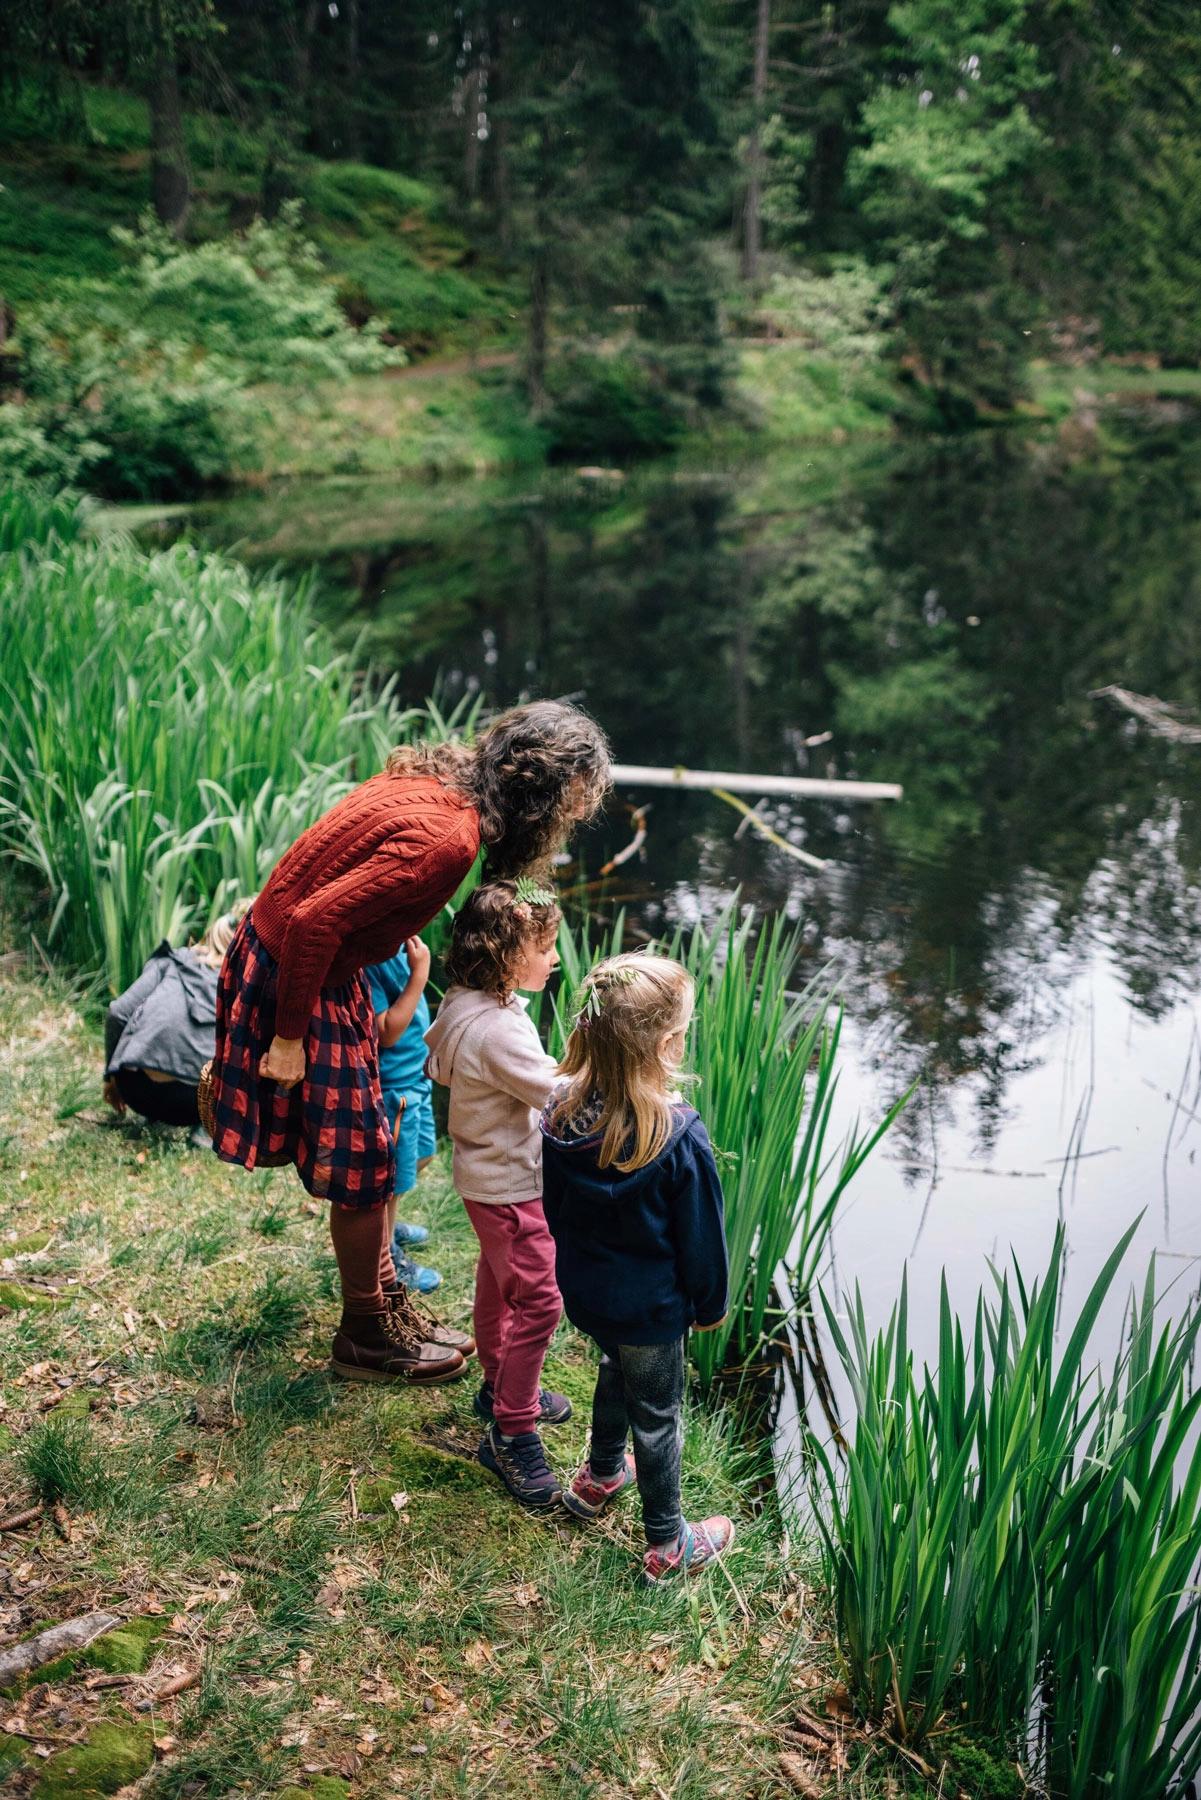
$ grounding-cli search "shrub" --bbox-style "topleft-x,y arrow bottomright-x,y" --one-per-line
3,206 -> 400,498
544,352 -> 685,461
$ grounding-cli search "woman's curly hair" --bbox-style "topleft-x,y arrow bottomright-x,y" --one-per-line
444,881 -> 562,1001
386,700 -> 611,878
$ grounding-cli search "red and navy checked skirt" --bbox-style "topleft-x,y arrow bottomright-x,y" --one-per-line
211,912 -> 394,1208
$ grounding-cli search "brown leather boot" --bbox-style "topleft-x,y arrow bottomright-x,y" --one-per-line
331,1305 -> 467,1385
385,1283 -> 476,1359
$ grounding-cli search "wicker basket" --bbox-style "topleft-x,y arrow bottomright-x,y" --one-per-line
195,1060 -> 293,1168
197,1060 -> 218,1141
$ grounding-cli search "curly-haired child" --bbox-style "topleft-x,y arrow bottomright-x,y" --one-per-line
425,881 -> 573,1509
541,953 -> 734,1583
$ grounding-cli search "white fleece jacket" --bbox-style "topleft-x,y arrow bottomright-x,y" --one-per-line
424,984 -> 559,1203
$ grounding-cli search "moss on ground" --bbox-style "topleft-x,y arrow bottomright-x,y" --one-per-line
31,1723 -> 154,1799
4,1616 -> 167,1696
5,1229 -> 53,1255
0,1280 -> 68,1311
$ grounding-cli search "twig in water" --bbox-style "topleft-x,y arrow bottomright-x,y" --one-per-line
711,789 -> 828,871
1091,684 -> 1201,744
600,805 -> 650,875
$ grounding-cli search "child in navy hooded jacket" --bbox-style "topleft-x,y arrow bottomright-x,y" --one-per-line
541,952 -> 735,1584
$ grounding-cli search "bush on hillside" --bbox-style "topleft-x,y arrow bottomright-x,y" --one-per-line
543,352 -> 685,461
0,206 -> 399,497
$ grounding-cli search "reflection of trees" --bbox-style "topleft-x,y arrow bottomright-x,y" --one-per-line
252,426 -> 1201,1150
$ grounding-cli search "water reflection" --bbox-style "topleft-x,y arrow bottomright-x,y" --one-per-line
192,424 -> 1201,1343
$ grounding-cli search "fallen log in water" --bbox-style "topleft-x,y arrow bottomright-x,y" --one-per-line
610,762 -> 902,802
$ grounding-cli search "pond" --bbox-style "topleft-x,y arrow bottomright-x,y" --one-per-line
184,423 -> 1201,1391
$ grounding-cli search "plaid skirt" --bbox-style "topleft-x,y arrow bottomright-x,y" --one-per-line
211,912 -> 394,1208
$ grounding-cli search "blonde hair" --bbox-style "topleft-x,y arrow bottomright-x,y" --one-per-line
550,952 -> 694,1173
192,897 -> 252,969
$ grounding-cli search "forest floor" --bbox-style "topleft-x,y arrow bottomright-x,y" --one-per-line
0,945 -> 923,1800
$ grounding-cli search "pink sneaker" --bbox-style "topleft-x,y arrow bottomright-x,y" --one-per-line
642,1516 -> 735,1584
562,1453 -> 637,1521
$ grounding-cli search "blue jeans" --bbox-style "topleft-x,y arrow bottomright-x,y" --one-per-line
590,1338 -> 685,1546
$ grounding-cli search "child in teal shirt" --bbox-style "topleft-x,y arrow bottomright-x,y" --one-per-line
366,938 -> 440,1292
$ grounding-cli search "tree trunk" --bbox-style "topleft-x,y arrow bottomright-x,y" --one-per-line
527,243 -> 549,414
149,2 -> 191,236
346,0 -> 362,159
490,9 -> 512,254
740,0 -> 770,286
294,0 -> 321,104
463,64 -> 481,198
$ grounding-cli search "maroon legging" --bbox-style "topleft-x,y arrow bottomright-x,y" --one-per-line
328,1203 -> 391,1310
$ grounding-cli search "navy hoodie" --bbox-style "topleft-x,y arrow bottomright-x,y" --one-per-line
540,1093 -> 729,1346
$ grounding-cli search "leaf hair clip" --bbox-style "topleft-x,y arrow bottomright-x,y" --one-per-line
572,964 -> 638,1031
513,875 -> 558,910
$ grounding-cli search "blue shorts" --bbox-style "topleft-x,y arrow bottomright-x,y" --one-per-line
383,1086 -> 436,1198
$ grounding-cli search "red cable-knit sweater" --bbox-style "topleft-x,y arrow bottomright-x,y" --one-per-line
251,773 -> 481,1040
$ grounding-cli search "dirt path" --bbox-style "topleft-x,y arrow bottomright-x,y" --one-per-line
385,349 -> 518,380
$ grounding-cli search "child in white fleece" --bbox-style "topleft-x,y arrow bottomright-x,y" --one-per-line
424,880 -> 572,1510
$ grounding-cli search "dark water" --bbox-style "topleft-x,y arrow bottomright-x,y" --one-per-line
189,427 -> 1201,1384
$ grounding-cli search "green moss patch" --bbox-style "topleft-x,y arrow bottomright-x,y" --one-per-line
0,1280 -> 68,1311
32,1722 -> 154,1799
6,1228 -> 53,1255
277,1781 -> 350,1800
0,1734 -> 27,1784
52,1389 -> 94,1419
5,1616 -> 166,1696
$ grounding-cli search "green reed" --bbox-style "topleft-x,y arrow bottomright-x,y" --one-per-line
810,1222 -> 1201,1798
549,906 -> 905,1392
0,483 -> 468,991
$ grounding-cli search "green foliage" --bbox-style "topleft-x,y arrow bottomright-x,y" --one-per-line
546,906 -> 904,1389
812,1224 -> 1201,1796
0,485 -> 453,990
109,204 -> 398,380
850,0 -> 1046,411
2,206 -> 399,498
545,353 -> 686,461
755,264 -> 889,371
674,910 -> 906,1389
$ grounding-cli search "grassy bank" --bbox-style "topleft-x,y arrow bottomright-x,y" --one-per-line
0,948 -> 909,1800
0,88 -> 518,359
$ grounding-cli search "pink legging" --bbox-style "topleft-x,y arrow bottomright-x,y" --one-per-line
463,1197 -> 562,1436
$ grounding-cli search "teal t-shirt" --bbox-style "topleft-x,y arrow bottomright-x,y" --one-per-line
366,949 -> 431,1095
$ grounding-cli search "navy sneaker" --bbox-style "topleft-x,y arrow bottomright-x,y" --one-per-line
473,1380 -> 573,1427
393,1220 -> 430,1248
477,1425 -> 561,1510
392,1250 -> 442,1294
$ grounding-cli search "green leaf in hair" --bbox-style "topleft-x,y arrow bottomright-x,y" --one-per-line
513,875 -> 557,909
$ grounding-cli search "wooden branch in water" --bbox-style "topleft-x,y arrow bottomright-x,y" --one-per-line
611,762 -> 902,802
1091,684 -> 1201,745
599,804 -> 649,875
712,789 -> 828,871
